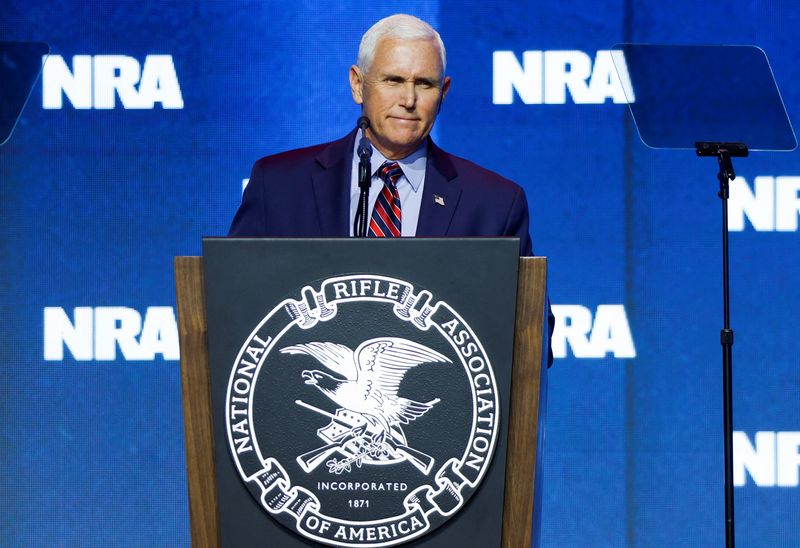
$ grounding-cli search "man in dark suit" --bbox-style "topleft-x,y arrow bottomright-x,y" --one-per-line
229,14 -> 533,257
228,130 -> 533,255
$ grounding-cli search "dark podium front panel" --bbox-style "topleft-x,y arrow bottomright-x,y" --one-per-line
202,238 -> 519,547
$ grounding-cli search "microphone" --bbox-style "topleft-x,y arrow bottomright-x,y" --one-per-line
357,116 -> 372,161
354,116 -> 373,237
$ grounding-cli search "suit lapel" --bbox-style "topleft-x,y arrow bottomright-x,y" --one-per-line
311,130 -> 356,237
416,139 -> 461,237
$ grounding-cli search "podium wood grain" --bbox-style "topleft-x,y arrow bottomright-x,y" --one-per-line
501,257 -> 547,548
175,257 -> 218,548
174,256 -> 547,548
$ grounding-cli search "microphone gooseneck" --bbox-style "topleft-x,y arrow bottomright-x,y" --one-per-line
354,116 -> 373,237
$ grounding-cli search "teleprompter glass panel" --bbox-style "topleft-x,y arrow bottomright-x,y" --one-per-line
0,41 -> 50,146
611,44 -> 796,151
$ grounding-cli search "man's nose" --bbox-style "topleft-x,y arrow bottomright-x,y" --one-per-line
399,82 -> 416,109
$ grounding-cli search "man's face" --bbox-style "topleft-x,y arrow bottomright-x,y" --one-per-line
349,37 -> 451,160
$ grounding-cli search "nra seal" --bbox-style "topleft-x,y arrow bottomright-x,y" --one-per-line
225,274 -> 500,547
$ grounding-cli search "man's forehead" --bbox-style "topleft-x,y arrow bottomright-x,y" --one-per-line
370,37 -> 443,75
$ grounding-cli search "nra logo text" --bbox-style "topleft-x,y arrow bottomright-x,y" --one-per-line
493,50 -> 632,105
42,55 -> 184,110
735,431 -> 800,487
552,304 -> 635,359
729,176 -> 800,232
44,306 -> 179,361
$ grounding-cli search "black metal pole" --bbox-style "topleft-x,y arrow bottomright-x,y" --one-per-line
356,160 -> 371,237
716,150 -> 735,548
697,142 -> 746,548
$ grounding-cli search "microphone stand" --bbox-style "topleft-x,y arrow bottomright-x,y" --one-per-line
353,118 -> 372,237
696,140 -> 748,548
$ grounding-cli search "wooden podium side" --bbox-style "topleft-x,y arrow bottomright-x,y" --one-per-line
175,257 -> 217,548
501,258 -> 548,548
174,256 -> 548,548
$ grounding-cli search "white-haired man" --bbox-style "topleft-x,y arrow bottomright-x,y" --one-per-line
229,13 -> 534,257
348,14 -> 450,162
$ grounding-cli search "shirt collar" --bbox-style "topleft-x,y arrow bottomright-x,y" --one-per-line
354,129 -> 427,193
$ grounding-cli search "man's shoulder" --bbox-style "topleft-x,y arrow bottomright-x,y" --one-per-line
252,141 -> 329,171
252,132 -> 354,172
436,147 -> 521,195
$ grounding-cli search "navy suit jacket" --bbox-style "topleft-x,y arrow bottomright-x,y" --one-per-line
229,130 -> 533,257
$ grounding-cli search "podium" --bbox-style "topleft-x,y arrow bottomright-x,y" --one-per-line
175,239 -> 548,547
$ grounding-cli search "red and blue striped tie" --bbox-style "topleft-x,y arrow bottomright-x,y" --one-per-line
369,161 -> 403,237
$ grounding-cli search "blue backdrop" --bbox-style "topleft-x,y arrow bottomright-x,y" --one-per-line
1,1 -> 799,546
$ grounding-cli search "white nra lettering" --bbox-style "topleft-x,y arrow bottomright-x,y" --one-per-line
729,176 -> 800,232
493,50 -> 632,105
551,304 -> 636,359
42,55 -> 92,109
43,306 -> 179,361
42,55 -> 184,110
734,431 -> 800,487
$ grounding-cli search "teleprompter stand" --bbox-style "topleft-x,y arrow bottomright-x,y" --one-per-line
696,140 -> 748,546
613,44 -> 797,547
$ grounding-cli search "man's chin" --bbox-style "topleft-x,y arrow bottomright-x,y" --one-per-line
372,133 -> 427,159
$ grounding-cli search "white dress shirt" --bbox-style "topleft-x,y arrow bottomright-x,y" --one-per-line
349,130 -> 427,237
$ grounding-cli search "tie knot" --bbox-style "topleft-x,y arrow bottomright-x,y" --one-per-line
379,161 -> 403,187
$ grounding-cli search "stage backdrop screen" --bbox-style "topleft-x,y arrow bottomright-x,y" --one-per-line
1,1 -> 798,546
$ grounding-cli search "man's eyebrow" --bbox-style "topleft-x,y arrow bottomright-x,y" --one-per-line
378,73 -> 441,86
415,77 -> 439,86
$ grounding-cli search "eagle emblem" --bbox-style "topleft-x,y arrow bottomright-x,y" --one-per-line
222,273 -> 502,546
281,337 -> 450,475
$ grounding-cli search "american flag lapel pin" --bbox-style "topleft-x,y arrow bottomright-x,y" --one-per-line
434,194 -> 445,206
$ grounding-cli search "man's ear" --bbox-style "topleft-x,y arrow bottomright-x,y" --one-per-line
438,75 -> 451,114
349,65 -> 364,105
